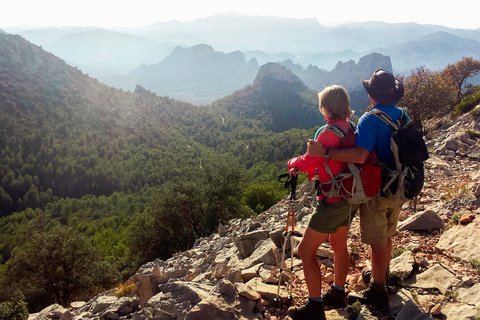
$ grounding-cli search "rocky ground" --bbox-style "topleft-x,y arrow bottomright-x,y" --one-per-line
29,107 -> 480,319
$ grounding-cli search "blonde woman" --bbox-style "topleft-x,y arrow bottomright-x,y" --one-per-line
288,85 -> 358,320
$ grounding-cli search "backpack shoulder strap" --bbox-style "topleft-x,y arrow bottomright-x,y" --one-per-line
369,109 -> 401,132
324,124 -> 347,139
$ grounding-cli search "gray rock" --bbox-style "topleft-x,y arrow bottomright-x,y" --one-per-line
406,263 -> 460,294
442,302 -> 479,320
389,251 -> 414,280
316,244 -> 334,259
397,210 -> 444,232
132,272 -> 163,307
395,300 -> 433,320
152,309 -> 176,320
459,133 -> 476,146
28,304 -> 68,320
240,263 -> 262,283
235,283 -> 261,301
91,296 -> 118,314
445,139 -> 461,151
100,297 -> 140,319
234,239 -> 279,270
245,277 -> 289,303
436,218 -> 480,262
457,283 -> 480,307
218,223 -> 228,237
218,279 -> 238,302
159,281 -> 213,305
269,228 -> 284,248
234,229 -> 269,258
185,296 -> 236,320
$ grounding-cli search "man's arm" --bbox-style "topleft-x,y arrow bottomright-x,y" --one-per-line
307,139 -> 369,164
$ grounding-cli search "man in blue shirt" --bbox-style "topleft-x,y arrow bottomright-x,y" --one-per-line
307,69 -> 406,315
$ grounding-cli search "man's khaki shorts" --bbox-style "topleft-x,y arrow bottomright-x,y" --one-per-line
359,197 -> 406,244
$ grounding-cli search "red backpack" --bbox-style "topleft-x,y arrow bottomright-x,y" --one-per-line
317,123 -> 381,204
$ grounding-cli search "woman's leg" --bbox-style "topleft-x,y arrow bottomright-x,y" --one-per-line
329,226 -> 350,288
297,227 -> 329,297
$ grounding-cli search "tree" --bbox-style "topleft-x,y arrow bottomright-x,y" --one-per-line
442,57 -> 480,104
5,226 -> 108,312
400,67 -> 456,121
129,156 -> 253,263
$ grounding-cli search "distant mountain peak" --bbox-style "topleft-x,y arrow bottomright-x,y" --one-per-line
167,43 -> 215,60
253,63 -> 306,89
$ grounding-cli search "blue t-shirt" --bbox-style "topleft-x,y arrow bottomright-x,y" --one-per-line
355,104 -> 406,165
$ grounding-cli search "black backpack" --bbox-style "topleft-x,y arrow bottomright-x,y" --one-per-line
370,109 -> 429,199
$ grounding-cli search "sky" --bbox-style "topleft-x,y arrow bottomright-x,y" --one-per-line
1,0 -> 479,30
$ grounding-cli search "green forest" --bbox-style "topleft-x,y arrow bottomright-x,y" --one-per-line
1,32 -> 479,316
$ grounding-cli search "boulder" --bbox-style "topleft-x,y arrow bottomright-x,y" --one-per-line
132,272 -> 163,307
245,277 -> 289,303
442,302 -> 479,320
234,229 -> 269,258
436,218 -> 480,262
389,251 -> 414,280
406,263 -> 460,294
394,300 -> 433,320
234,239 -> 279,270
28,304 -> 68,320
185,296 -> 236,320
457,283 -> 480,307
397,210 -> 444,232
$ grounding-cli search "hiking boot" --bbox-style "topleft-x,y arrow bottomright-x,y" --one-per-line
289,299 -> 326,320
322,285 -> 347,309
348,283 -> 390,315
362,267 -> 399,294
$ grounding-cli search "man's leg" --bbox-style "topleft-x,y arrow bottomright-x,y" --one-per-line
349,198 -> 392,313
370,237 -> 390,285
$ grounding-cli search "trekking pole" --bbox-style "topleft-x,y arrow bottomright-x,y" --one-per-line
274,173 -> 302,304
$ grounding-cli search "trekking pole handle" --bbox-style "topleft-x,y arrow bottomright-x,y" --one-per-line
289,174 -> 297,200
277,173 -> 298,200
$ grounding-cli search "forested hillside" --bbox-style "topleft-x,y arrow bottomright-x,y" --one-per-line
0,33 -> 318,312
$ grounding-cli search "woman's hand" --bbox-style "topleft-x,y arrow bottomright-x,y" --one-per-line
307,139 -> 325,157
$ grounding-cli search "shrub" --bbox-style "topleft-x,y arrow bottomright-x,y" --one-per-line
5,226 -> 114,312
392,247 -> 407,258
0,290 -> 28,320
451,89 -> 480,117
242,182 -> 284,213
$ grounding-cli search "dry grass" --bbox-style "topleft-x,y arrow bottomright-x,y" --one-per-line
114,280 -> 135,298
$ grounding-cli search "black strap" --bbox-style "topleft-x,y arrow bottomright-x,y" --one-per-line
369,108 -> 406,132
324,124 -> 346,138
278,173 -> 298,200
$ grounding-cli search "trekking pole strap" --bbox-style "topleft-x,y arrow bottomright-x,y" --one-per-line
278,173 -> 298,200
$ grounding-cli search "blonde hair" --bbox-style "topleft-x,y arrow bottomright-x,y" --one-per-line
318,85 -> 353,120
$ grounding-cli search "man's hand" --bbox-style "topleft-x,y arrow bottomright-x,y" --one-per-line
307,139 -> 325,157
288,167 -> 299,176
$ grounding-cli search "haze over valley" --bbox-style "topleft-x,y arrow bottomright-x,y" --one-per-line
5,13 -> 480,104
